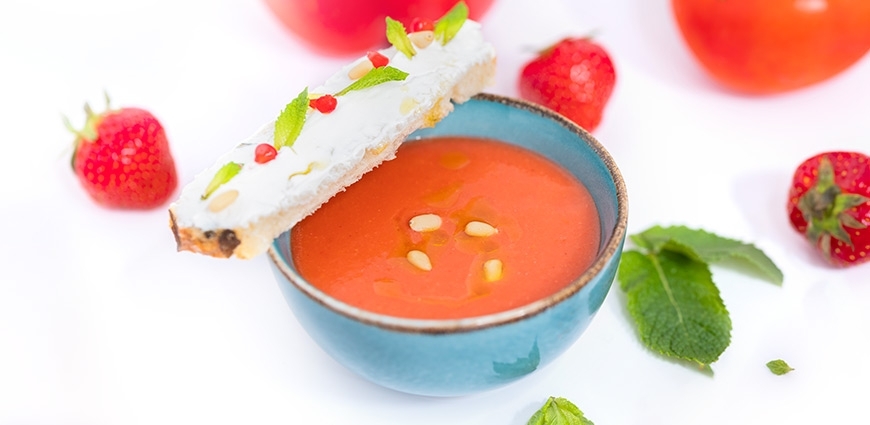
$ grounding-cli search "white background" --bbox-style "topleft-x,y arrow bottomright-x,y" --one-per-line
2,0 -> 869,424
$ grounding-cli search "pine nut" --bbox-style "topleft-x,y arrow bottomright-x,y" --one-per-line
409,213 -> 442,232
406,250 -> 432,271
483,259 -> 503,282
409,30 -> 435,49
348,59 -> 373,80
208,189 -> 239,212
464,220 -> 498,237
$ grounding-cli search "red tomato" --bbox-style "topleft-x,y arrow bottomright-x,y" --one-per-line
672,0 -> 870,94
264,0 -> 495,56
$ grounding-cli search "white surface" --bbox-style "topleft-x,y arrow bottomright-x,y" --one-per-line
2,0 -> 869,424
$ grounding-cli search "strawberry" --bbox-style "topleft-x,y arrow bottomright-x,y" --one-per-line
518,37 -> 616,132
66,99 -> 178,209
788,151 -> 870,267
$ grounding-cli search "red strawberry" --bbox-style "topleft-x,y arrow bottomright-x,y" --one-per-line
518,37 -> 616,132
66,100 -> 178,209
788,151 -> 870,267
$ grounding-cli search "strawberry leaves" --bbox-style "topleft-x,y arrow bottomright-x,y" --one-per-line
618,226 -> 782,370
64,93 -> 111,169
788,151 -> 870,267
796,156 -> 869,254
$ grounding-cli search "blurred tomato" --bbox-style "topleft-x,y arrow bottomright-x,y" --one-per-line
672,0 -> 870,94
265,0 -> 495,56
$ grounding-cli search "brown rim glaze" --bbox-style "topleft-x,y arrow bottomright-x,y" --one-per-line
267,93 -> 629,335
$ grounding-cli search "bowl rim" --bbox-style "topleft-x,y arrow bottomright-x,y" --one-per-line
267,93 -> 629,334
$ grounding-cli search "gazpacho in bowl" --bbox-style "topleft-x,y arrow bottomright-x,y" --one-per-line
268,93 -> 628,396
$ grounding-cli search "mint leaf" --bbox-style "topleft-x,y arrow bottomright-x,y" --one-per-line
527,397 -> 594,425
631,225 -> 783,285
619,250 -> 732,367
766,359 -> 794,375
336,66 -> 409,96
386,17 -> 415,58
434,1 -> 469,45
274,87 -> 309,150
201,162 -> 241,200
619,225 -> 783,370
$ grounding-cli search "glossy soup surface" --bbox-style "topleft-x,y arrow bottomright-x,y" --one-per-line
290,136 -> 600,319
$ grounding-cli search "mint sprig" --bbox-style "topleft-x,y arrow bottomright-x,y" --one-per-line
527,397 -> 595,425
386,17 -> 415,59
434,1 -> 469,45
274,87 -> 309,150
201,162 -> 241,200
336,66 -> 409,96
617,225 -> 783,370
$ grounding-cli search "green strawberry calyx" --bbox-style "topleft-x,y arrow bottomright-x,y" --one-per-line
797,156 -> 870,258
63,93 -> 112,169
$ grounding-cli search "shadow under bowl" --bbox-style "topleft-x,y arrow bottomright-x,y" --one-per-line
268,93 -> 629,397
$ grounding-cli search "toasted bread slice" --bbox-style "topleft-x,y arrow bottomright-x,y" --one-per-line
169,20 -> 496,259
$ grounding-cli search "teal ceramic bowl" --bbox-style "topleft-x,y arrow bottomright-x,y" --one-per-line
268,93 -> 628,397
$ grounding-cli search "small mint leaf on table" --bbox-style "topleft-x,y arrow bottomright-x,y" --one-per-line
618,250 -> 731,368
766,359 -> 794,375
336,66 -> 409,96
527,397 -> 594,425
434,1 -> 469,45
386,17 -> 416,59
618,225 -> 783,370
274,87 -> 309,150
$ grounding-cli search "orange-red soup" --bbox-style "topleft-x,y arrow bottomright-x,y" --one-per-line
291,136 -> 600,319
